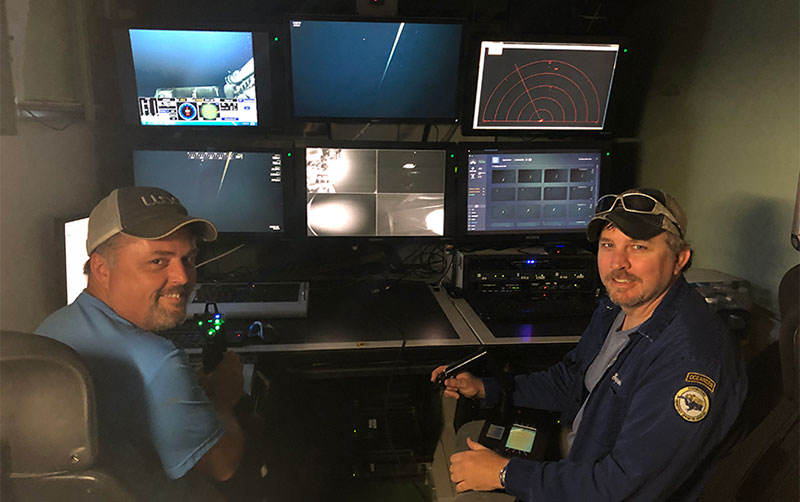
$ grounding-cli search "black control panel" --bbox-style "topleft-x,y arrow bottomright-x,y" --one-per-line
452,248 -> 599,320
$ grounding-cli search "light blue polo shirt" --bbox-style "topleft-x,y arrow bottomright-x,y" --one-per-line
36,291 -> 223,480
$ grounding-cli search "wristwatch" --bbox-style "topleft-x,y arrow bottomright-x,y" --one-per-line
499,463 -> 508,488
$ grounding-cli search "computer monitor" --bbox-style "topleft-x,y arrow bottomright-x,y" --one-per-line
133,149 -> 286,233
63,216 -> 89,304
462,144 -> 609,237
288,17 -> 463,122
113,27 -> 276,127
304,144 -> 454,237
470,41 -> 619,132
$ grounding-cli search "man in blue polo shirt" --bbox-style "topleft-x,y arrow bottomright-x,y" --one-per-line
36,187 -> 245,499
432,188 -> 747,501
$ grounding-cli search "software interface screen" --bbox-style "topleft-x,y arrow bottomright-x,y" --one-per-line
129,29 -> 258,126
134,150 -> 283,233
290,20 -> 462,119
473,42 -> 619,131
467,150 -> 601,233
306,147 -> 446,236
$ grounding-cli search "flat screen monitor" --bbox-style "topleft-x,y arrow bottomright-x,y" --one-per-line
64,216 -> 89,304
304,145 -> 452,237
289,18 -> 463,122
114,27 -> 272,127
133,149 -> 285,233
464,146 -> 604,235
471,42 -> 619,132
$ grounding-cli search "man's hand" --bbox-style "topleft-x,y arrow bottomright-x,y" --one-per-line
431,365 -> 486,399
197,351 -> 244,409
449,438 -> 510,493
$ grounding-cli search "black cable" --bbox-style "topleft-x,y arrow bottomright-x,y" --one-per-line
19,104 -> 77,131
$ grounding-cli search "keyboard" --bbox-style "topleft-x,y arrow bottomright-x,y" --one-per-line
187,282 -> 309,318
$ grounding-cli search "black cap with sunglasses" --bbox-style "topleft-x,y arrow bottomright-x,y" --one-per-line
587,188 -> 688,242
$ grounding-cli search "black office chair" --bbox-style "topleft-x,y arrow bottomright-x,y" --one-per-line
0,331 -> 138,502
697,265 -> 799,501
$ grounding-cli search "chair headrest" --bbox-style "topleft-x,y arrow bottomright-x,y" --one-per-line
0,331 -> 98,475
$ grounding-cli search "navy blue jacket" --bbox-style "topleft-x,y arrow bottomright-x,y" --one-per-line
482,276 -> 747,501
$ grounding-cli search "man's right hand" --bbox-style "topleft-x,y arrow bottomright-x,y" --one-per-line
431,365 -> 486,400
198,351 -> 244,409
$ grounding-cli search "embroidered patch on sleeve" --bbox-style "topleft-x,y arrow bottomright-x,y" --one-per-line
674,386 -> 710,422
685,372 -> 716,392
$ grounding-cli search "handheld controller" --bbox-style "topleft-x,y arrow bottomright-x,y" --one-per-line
199,307 -> 227,373
435,348 -> 488,389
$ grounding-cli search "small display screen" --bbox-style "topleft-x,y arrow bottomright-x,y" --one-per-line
473,42 -> 619,131
134,150 -> 284,233
486,424 -> 506,441
505,424 -> 537,453
305,147 -> 447,237
129,29 -> 259,126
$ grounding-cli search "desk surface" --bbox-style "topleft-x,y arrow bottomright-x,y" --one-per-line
183,281 -> 480,354
180,279 -> 585,354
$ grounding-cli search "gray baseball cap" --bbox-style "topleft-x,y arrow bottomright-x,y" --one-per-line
86,187 -> 217,254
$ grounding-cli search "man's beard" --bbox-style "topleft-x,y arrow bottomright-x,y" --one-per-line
143,285 -> 193,332
602,271 -> 649,310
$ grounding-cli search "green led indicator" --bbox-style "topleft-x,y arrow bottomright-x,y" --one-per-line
454,166 -> 458,174
207,329 -> 215,336
623,48 -> 628,53
274,36 -> 279,42
198,321 -> 203,326
450,153 -> 455,158
606,151 -> 611,156
215,325 -> 221,331
214,319 -> 221,325
287,152 -> 292,157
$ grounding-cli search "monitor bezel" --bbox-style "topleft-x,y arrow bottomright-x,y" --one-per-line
459,34 -> 629,138
454,141 -> 614,247
285,15 -> 466,124
130,142 -> 297,238
111,20 -> 288,132
295,140 -> 458,241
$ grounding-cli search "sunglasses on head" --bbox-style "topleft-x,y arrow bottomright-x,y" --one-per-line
595,192 -> 683,237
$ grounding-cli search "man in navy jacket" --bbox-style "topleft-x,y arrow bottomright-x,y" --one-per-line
433,188 -> 747,501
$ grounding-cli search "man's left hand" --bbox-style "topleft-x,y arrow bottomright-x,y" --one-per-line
449,438 -> 510,493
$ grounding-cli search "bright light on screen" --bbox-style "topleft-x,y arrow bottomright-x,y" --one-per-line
306,147 -> 446,237
64,217 -> 89,304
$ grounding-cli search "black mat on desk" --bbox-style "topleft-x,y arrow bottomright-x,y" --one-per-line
267,280 -> 460,344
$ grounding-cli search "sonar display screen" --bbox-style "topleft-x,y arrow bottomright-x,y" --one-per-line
472,42 -> 619,131
305,147 -> 446,237
129,29 -> 259,126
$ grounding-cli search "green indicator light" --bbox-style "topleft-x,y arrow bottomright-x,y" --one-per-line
274,36 -> 279,42
207,329 -> 215,336
606,152 -> 611,156
623,48 -> 628,53
215,325 -> 221,331
450,153 -> 455,158
287,152 -> 292,157
454,166 -> 458,174
197,321 -> 203,326
214,319 -> 221,325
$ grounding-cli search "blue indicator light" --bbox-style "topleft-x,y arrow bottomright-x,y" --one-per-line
526,259 -> 537,265
214,314 -> 221,319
